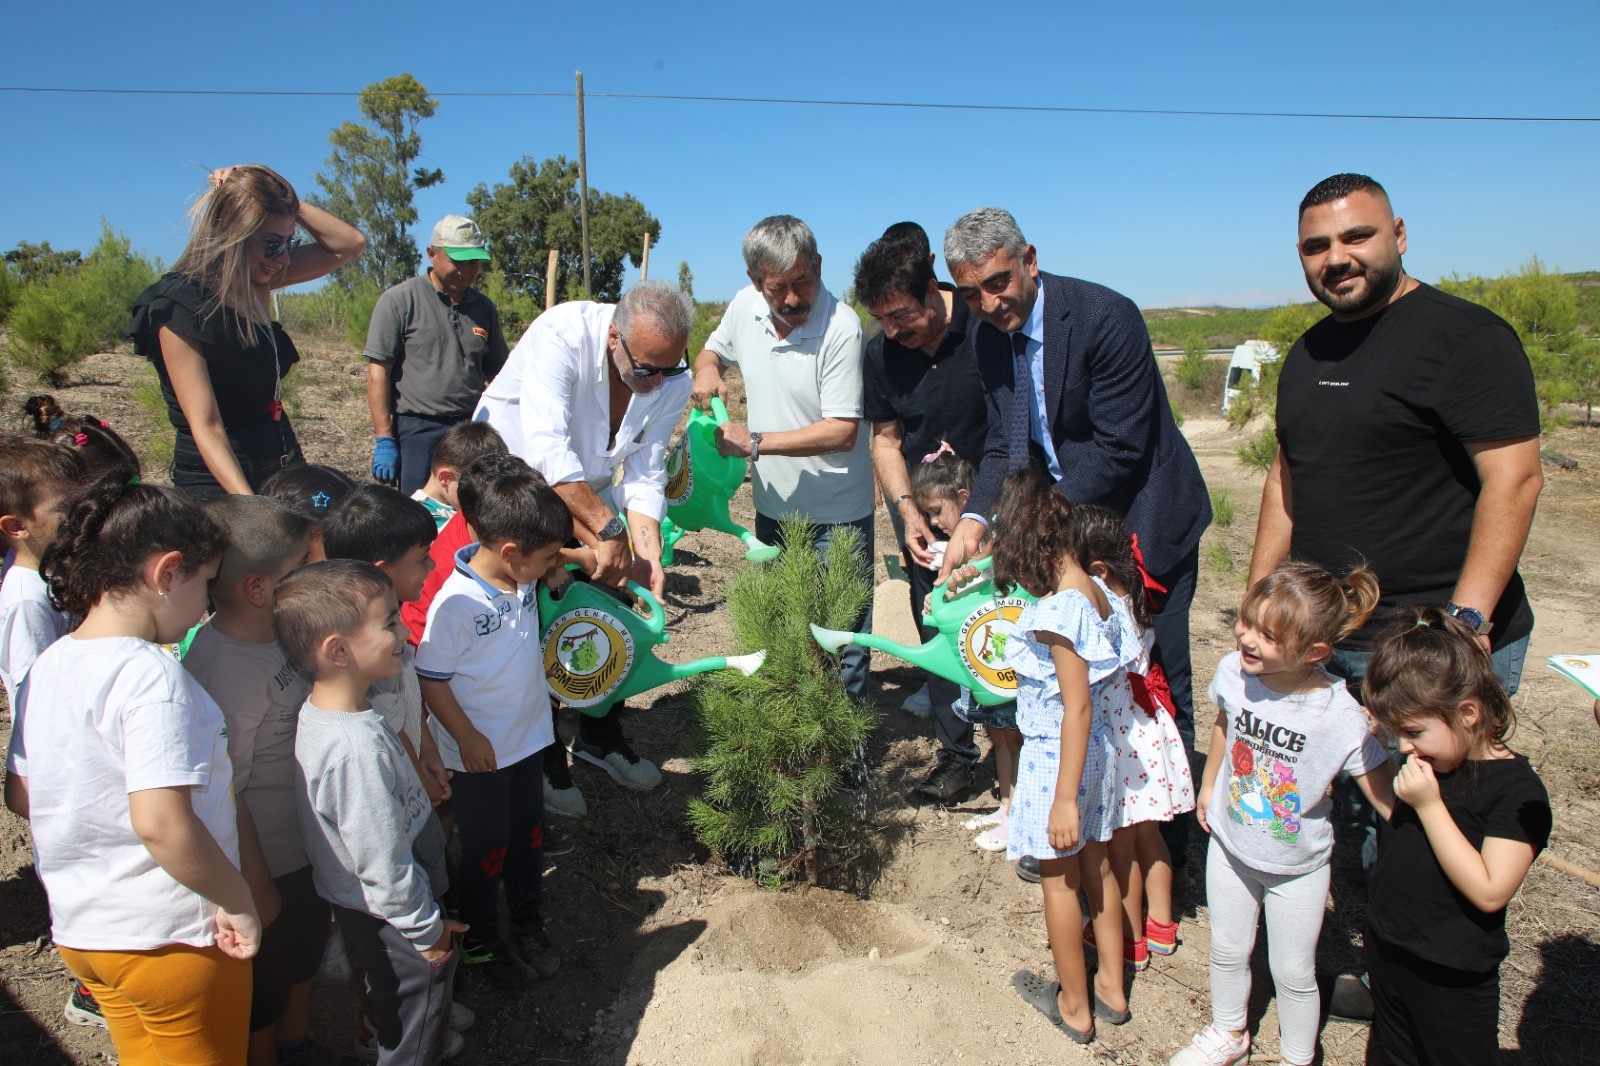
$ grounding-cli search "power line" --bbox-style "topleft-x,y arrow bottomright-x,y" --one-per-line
0,85 -> 1596,123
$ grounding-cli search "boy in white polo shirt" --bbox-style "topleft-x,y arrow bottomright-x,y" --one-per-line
416,456 -> 570,986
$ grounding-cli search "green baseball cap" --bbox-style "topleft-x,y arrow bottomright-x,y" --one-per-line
430,215 -> 491,262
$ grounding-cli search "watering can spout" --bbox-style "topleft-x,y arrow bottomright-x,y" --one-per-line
808,624 -> 968,688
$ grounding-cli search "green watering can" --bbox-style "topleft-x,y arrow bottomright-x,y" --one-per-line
658,397 -> 780,566
539,567 -> 766,718
810,556 -> 1036,707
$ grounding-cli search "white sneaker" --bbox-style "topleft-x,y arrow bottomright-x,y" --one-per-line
901,683 -> 932,719
544,778 -> 589,818
571,735 -> 663,791
449,999 -> 475,1033
1169,1026 -> 1250,1065
961,807 -> 1004,831
973,823 -> 1009,852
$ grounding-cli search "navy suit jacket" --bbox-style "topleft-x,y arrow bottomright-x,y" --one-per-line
965,272 -> 1211,576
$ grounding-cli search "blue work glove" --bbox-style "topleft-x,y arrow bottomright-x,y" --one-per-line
372,435 -> 399,485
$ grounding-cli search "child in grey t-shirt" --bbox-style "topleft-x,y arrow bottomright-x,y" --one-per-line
1176,563 -> 1397,1066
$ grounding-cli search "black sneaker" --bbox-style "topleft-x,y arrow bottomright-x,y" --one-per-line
1015,855 -> 1041,884
912,759 -> 975,804
543,742 -> 575,791
571,729 -> 662,790
1328,972 -> 1374,1023
461,936 -> 537,987
510,921 -> 561,980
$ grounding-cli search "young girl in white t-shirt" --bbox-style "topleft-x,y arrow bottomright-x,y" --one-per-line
1172,562 -> 1397,1066
4,473 -> 262,1065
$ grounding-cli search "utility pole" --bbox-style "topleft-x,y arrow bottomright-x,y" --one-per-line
546,248 -> 560,312
576,71 -> 592,295
640,231 -> 652,281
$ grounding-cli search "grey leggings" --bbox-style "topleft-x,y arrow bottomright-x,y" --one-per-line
1204,837 -> 1330,1066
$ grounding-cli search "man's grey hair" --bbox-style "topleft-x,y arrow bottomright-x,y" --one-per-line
943,207 -> 1029,271
613,279 -> 696,342
742,215 -> 820,278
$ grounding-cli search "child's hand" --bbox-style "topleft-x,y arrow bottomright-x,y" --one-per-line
420,750 -> 453,806
457,730 -> 498,774
421,919 -> 469,963
215,904 -> 262,960
1196,787 -> 1212,834
1047,797 -> 1081,853
1393,754 -> 1442,810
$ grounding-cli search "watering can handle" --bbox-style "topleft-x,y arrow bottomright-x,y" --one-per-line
938,553 -> 995,600
710,396 -> 731,425
625,578 -> 667,635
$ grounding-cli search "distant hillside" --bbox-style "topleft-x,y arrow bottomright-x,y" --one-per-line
1144,270 -> 1600,350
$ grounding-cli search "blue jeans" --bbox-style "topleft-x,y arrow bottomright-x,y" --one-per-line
755,511 -> 874,702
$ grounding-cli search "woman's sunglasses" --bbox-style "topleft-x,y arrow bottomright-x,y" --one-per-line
256,233 -> 304,260
618,334 -> 689,378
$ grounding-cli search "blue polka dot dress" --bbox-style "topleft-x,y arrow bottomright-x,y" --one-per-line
1004,579 -> 1142,861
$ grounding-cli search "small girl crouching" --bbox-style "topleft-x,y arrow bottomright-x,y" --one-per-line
4,472 -> 259,1064
1361,608 -> 1550,1066
1066,505 -> 1195,970
1174,561 -> 1396,1066
992,471 -> 1142,1044
910,445 -> 1022,848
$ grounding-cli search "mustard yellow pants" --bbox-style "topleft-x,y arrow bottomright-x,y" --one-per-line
57,942 -> 251,1066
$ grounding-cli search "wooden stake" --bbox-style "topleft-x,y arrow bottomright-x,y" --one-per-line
545,248 -> 560,312
576,71 -> 592,296
640,231 -> 652,281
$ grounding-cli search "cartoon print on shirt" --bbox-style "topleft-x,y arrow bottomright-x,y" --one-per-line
1225,709 -> 1305,843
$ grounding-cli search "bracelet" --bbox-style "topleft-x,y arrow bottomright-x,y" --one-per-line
895,494 -> 914,507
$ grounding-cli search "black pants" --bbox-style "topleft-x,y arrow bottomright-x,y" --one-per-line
333,905 -> 456,1065
1369,936 -> 1499,1065
394,413 -> 467,497
249,865 -> 330,1032
451,751 -> 544,938
885,503 -> 978,766
1149,545 -> 1200,866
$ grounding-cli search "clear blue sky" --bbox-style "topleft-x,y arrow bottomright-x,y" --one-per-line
4,2 -> 1597,310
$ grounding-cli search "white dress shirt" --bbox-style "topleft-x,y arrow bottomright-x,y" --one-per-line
474,301 -> 691,521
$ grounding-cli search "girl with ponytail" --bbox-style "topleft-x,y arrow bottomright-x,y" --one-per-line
5,473 -> 262,1064
1174,561 -> 1398,1066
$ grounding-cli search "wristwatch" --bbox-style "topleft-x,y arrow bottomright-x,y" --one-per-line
1446,602 -> 1493,636
749,431 -> 764,463
598,514 -> 627,541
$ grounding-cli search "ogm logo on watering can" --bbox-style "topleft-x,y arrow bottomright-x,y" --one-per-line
958,598 -> 1028,698
543,607 -> 637,706
664,437 -> 693,505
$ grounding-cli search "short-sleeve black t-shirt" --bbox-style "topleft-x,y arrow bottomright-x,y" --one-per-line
1368,754 -> 1550,972
862,286 -> 989,466
1274,284 -> 1539,649
128,273 -> 301,448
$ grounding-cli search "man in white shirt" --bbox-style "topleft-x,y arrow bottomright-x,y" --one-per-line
474,279 -> 695,791
691,215 -> 874,701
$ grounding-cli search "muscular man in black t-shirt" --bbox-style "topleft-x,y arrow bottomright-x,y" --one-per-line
1250,174 -> 1543,688
854,228 -> 992,803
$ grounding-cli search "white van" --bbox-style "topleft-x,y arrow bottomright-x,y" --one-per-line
1222,341 -> 1279,416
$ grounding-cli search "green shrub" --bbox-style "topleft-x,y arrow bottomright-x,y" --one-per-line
687,516 -> 878,886
474,270 -> 542,344
1210,487 -> 1236,528
0,267 -> 16,324
1224,386 -> 1257,428
1176,336 -> 1209,394
5,224 -> 156,385
1204,541 -> 1235,576
1168,395 -> 1185,428
1236,425 -> 1278,473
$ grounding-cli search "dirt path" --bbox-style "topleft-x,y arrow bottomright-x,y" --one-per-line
1,346 -> 1596,1064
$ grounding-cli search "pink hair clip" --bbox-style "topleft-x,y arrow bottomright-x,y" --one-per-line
921,440 -> 956,464
99,420 -> 110,429
73,432 -> 89,446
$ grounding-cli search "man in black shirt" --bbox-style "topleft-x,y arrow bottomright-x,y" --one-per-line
854,228 -> 991,802
1250,173 -> 1543,685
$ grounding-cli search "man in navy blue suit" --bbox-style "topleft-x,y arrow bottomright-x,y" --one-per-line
935,207 -> 1211,867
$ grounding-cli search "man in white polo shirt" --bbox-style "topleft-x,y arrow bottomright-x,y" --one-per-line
474,279 -> 695,793
691,215 -> 874,700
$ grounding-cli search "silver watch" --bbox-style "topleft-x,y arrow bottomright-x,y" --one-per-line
749,431 -> 764,463
598,514 -> 626,541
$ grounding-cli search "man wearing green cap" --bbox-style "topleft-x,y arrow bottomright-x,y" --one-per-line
365,214 -> 510,494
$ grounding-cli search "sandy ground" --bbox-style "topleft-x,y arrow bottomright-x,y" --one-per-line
1,341 -> 1597,1065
